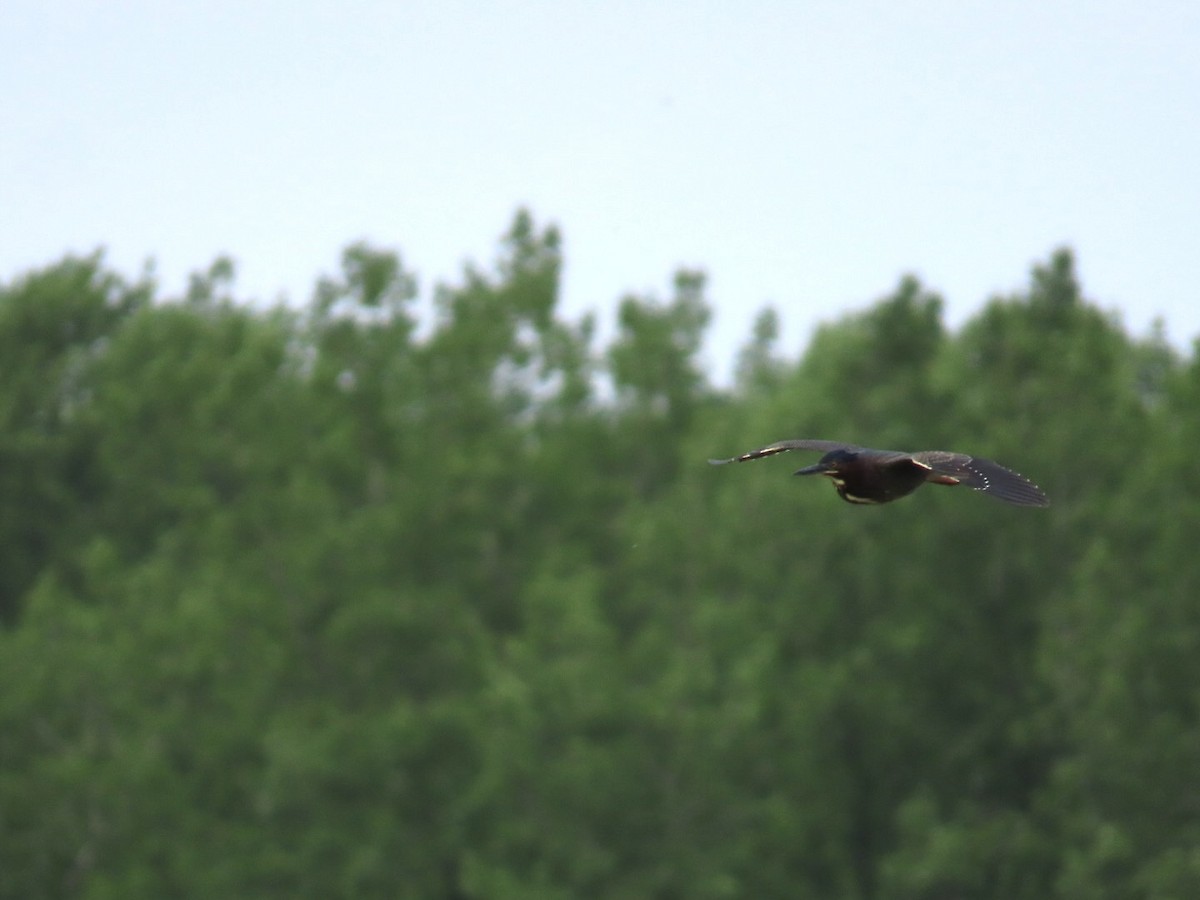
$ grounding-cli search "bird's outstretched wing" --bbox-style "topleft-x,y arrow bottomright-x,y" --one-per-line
910,451 -> 1049,507
708,439 -> 857,465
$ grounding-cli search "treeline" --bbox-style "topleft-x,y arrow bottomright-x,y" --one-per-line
2,211 -> 1198,898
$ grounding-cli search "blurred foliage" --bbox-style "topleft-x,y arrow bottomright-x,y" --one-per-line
2,213 -> 1197,898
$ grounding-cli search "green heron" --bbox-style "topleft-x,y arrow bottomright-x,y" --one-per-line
709,439 -> 1049,507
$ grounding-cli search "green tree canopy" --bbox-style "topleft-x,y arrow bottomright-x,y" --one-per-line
1,217 -> 1196,898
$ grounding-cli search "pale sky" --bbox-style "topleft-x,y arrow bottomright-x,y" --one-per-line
4,1 -> 1198,381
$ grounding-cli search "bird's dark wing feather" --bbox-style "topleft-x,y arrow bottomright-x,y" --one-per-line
858,448 -> 921,466
708,439 -> 858,465
909,451 -> 1049,507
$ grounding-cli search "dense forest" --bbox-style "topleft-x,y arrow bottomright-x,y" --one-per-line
3,210 -> 1199,899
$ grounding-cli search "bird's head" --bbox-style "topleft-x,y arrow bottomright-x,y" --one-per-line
793,447 -> 858,477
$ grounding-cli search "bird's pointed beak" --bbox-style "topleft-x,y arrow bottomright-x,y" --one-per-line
792,463 -> 828,477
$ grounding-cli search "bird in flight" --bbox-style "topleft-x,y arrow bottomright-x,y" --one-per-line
709,439 -> 1049,507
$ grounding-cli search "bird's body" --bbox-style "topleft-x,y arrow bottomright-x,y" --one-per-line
709,439 -> 1048,507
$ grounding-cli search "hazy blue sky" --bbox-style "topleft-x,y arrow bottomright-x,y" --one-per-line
4,1 -> 1198,380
